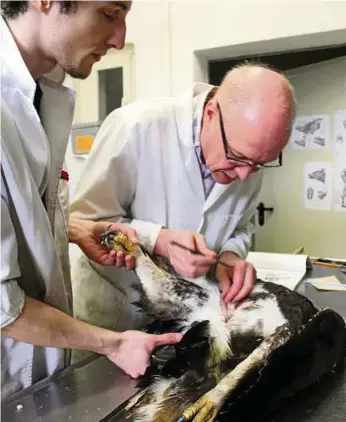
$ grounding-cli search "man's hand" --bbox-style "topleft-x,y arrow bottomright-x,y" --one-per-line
104,330 -> 182,378
154,229 -> 217,278
216,251 -> 256,303
69,217 -> 137,269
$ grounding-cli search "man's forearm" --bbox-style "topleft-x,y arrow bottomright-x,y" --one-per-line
1,296 -> 117,354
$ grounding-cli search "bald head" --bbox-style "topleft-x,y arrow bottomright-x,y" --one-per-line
215,64 -> 296,162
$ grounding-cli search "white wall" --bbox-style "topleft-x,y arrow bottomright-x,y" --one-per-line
126,0 -> 171,99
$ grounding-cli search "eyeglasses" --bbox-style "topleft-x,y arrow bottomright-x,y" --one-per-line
217,103 -> 282,170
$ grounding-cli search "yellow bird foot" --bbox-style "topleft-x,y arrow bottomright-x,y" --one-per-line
99,225 -> 137,257
177,395 -> 219,422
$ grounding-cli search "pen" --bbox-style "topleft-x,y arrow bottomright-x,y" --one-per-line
315,258 -> 346,265
311,260 -> 346,269
169,240 -> 234,270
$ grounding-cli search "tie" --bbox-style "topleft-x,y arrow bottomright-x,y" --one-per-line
194,144 -> 215,198
33,82 -> 47,207
33,82 -> 43,120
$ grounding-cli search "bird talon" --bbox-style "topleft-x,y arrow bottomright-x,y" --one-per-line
99,225 -> 119,243
179,395 -> 218,422
99,227 -> 137,256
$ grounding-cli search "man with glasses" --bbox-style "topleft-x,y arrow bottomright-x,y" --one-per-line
70,63 -> 296,360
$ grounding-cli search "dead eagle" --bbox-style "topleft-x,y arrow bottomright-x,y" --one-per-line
101,230 -> 346,422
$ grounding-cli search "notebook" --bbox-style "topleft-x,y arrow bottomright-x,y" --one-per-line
246,251 -> 311,290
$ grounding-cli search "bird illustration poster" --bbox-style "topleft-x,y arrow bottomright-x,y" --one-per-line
333,163 -> 346,212
291,114 -> 330,150
304,162 -> 332,210
333,109 -> 346,161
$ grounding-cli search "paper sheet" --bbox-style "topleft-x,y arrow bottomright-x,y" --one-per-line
291,114 -> 330,150
306,276 -> 346,291
247,252 -> 309,272
333,162 -> 346,212
247,252 -> 309,291
333,109 -> 346,161
254,269 -> 306,291
303,162 -> 333,210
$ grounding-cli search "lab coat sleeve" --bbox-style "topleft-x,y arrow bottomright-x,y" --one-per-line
1,194 -> 25,328
69,111 -> 162,254
219,174 -> 263,260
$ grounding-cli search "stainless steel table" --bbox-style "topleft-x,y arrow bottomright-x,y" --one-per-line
2,265 -> 346,422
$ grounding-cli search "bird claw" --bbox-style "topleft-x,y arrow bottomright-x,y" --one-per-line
99,225 -> 119,245
179,395 -> 219,422
99,226 -> 137,256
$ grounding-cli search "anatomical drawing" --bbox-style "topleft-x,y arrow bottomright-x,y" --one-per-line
293,138 -> 306,148
336,135 -> 344,145
306,187 -> 314,200
317,190 -> 327,200
312,136 -> 326,147
291,115 -> 329,150
335,118 -> 346,145
334,110 -> 346,161
304,162 -> 332,210
340,169 -> 346,208
296,117 -> 322,134
308,168 -> 326,184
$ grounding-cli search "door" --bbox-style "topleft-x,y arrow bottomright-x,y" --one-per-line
254,56 -> 346,258
71,43 -> 135,125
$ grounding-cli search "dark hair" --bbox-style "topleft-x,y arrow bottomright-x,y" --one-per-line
1,1 -> 76,20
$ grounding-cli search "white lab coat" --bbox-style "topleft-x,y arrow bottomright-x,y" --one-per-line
70,83 -> 263,361
1,16 -> 75,399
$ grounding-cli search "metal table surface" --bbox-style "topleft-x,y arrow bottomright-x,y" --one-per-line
2,264 -> 346,422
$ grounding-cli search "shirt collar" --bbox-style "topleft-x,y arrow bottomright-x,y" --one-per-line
0,15 -> 36,102
192,87 -> 216,168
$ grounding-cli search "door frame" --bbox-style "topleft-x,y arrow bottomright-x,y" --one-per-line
194,29 -> 346,85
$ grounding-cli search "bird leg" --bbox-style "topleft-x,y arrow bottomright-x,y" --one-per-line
178,323 -> 293,422
133,245 -> 211,320
100,229 -> 208,320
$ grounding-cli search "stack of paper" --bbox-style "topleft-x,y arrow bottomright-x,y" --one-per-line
306,276 -> 346,291
246,252 -> 310,291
